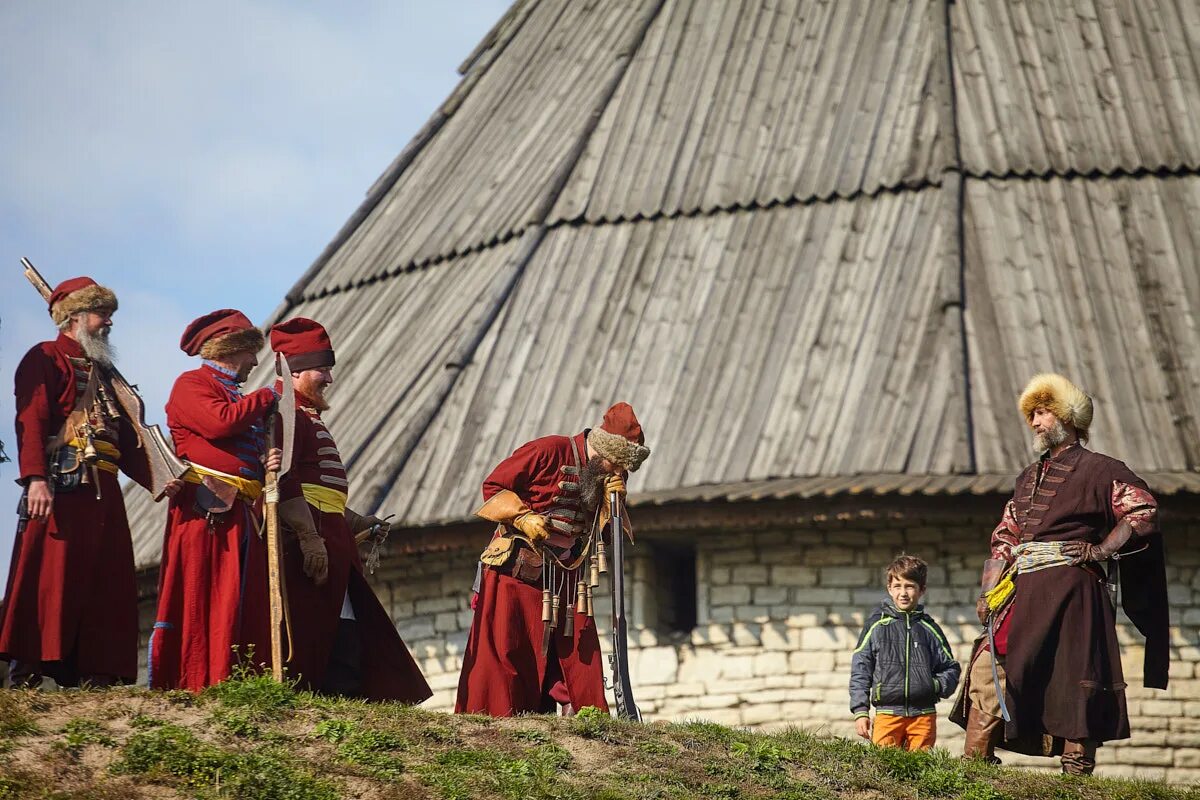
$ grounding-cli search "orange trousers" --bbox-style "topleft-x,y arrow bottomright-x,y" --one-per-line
871,713 -> 936,750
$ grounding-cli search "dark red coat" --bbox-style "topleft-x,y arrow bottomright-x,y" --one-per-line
952,444 -> 1166,751
148,364 -> 276,691
456,432 -> 609,716
277,399 -> 431,703
0,335 -> 151,684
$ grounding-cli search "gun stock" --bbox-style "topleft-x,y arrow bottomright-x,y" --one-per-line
105,365 -> 189,498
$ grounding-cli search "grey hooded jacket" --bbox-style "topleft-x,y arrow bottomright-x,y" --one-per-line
849,600 -> 961,718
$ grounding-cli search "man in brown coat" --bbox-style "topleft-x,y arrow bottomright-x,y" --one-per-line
952,373 -> 1169,775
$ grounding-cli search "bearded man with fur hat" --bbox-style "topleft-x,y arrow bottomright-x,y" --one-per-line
149,309 -> 280,691
268,317 -> 431,702
1,277 -> 180,688
950,374 -> 1168,775
455,403 -> 650,717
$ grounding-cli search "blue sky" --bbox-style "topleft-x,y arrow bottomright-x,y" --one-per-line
0,1 -> 510,576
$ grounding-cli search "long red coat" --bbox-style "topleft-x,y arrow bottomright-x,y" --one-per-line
148,364 -> 276,691
455,432 -> 608,716
276,400 -> 431,703
0,334 -> 151,684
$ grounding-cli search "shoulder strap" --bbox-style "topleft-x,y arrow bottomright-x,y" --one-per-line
46,362 -> 100,455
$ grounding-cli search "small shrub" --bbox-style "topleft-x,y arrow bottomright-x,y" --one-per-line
572,705 -> 625,742
59,718 -> 116,754
128,713 -> 165,729
512,728 -> 550,745
202,662 -> 296,720
215,710 -> 261,738
313,718 -> 356,743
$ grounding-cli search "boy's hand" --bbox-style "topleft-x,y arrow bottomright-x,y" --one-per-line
855,716 -> 871,740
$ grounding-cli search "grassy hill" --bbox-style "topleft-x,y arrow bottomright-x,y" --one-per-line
0,674 -> 1194,800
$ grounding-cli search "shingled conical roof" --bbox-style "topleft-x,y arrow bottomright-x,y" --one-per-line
129,0 -> 1200,566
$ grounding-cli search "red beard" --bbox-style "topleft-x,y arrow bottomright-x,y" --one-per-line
295,378 -> 330,411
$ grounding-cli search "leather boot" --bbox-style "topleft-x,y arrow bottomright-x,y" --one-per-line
7,660 -> 43,690
1060,739 -> 1096,775
962,705 -> 1002,764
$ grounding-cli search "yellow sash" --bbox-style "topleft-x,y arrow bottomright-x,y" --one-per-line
183,464 -> 263,502
302,483 -> 347,515
66,438 -> 120,474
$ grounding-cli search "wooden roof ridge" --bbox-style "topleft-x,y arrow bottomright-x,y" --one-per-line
268,0 -> 549,328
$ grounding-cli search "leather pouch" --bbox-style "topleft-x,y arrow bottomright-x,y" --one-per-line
50,446 -> 84,493
480,534 -> 516,567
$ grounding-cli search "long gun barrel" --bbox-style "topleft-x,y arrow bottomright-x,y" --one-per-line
608,491 -> 642,721
21,257 -> 189,499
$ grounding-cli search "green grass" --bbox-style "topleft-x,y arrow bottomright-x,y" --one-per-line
0,678 -> 1197,800
112,723 -> 337,800
0,692 -> 39,738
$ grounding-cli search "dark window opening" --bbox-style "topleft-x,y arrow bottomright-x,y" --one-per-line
649,541 -> 697,634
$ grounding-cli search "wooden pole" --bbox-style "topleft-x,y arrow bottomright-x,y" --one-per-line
264,416 -> 286,682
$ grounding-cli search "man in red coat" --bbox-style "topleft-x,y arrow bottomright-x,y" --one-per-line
270,317 -> 431,702
455,403 -> 651,717
149,310 -> 279,691
1,277 -> 180,688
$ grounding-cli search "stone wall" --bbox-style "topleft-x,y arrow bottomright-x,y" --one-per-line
358,514 -> 1200,784
132,510 -> 1200,783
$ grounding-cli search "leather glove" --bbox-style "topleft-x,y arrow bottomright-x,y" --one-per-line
976,558 -> 1006,625
279,496 -> 328,585
605,473 -> 626,503
345,508 -> 391,541
512,511 -> 550,545
1062,519 -> 1134,566
475,489 -> 550,546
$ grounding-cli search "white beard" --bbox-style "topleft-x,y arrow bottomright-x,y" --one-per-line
1033,418 -> 1068,456
76,324 -> 116,368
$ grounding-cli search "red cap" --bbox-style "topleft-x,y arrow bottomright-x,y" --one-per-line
586,401 -> 651,471
48,276 -> 118,324
270,317 -> 335,372
600,402 -> 645,445
49,277 -> 98,310
180,309 -> 257,356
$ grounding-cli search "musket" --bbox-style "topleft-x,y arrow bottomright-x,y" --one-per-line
607,490 -> 642,721
21,257 -> 189,499
263,355 -> 296,682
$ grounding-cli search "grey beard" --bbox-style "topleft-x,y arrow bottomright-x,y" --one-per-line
77,325 -> 116,368
1033,418 -> 1068,455
578,455 -> 608,510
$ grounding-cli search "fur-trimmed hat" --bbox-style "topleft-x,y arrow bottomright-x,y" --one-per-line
587,402 -> 651,472
48,276 -> 118,325
270,317 -> 336,372
180,309 -> 264,359
1018,373 -> 1093,440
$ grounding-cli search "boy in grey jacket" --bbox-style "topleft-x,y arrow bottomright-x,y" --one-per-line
850,554 -> 961,750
